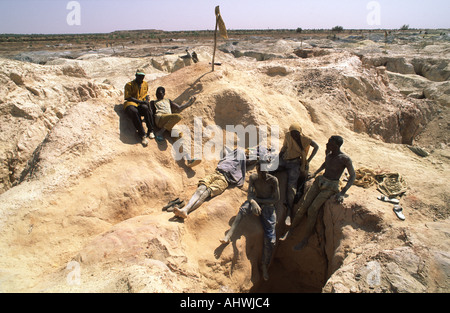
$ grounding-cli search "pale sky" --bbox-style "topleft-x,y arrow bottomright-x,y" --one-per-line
0,0 -> 449,34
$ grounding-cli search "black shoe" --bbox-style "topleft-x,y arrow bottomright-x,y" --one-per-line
166,200 -> 185,212
162,198 -> 184,211
162,198 -> 180,211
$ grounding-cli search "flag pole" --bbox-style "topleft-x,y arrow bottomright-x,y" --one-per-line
212,13 -> 218,72
212,6 -> 227,72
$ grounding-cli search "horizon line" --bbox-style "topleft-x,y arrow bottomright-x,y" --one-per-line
1,27 -> 449,37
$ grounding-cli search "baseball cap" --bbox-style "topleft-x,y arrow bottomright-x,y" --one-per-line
135,69 -> 145,76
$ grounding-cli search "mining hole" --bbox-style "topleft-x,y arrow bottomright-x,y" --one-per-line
250,209 -> 334,293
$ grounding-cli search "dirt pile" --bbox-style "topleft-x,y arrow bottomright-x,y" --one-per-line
0,36 -> 448,293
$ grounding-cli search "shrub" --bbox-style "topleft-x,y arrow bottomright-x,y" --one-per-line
400,24 -> 409,30
332,26 -> 344,32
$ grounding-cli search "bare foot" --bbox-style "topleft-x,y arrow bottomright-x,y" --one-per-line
219,237 -> 230,244
173,207 -> 188,219
279,229 -> 290,241
285,215 -> 291,226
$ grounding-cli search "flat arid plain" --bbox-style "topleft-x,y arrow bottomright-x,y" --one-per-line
0,29 -> 448,293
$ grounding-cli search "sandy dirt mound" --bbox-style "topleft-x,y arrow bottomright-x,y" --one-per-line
0,36 -> 448,293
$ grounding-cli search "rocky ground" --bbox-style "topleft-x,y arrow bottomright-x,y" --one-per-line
0,30 -> 448,293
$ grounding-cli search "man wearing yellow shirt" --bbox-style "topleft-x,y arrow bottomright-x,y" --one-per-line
123,70 -> 155,147
276,123 -> 319,226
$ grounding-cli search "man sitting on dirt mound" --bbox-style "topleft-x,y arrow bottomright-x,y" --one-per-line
123,69 -> 155,147
281,135 -> 356,251
150,86 -> 196,142
150,86 -> 200,167
172,146 -> 271,219
273,123 -> 319,226
220,161 -> 280,281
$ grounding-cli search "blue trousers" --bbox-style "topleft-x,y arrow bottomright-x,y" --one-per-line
238,201 -> 276,265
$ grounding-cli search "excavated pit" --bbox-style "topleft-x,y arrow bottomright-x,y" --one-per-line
249,197 -> 385,293
250,209 -> 331,293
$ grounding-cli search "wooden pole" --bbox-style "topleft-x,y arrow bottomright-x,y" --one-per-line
212,16 -> 218,72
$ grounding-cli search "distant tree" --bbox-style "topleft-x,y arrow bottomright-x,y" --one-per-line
400,24 -> 409,31
296,27 -> 303,33
332,26 -> 344,32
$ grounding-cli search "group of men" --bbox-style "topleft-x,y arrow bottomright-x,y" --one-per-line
123,69 -> 199,167
123,69 -> 356,281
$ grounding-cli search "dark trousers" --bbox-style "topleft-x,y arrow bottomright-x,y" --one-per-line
125,104 -> 155,138
238,201 -> 276,266
273,158 -> 301,210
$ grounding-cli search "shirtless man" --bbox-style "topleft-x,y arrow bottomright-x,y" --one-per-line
281,135 -> 355,250
220,162 -> 280,281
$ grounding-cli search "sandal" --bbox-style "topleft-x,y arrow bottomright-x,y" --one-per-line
393,205 -> 405,220
162,198 -> 183,211
377,195 -> 400,204
166,200 -> 185,212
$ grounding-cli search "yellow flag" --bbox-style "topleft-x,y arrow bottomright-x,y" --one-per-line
215,6 -> 228,39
